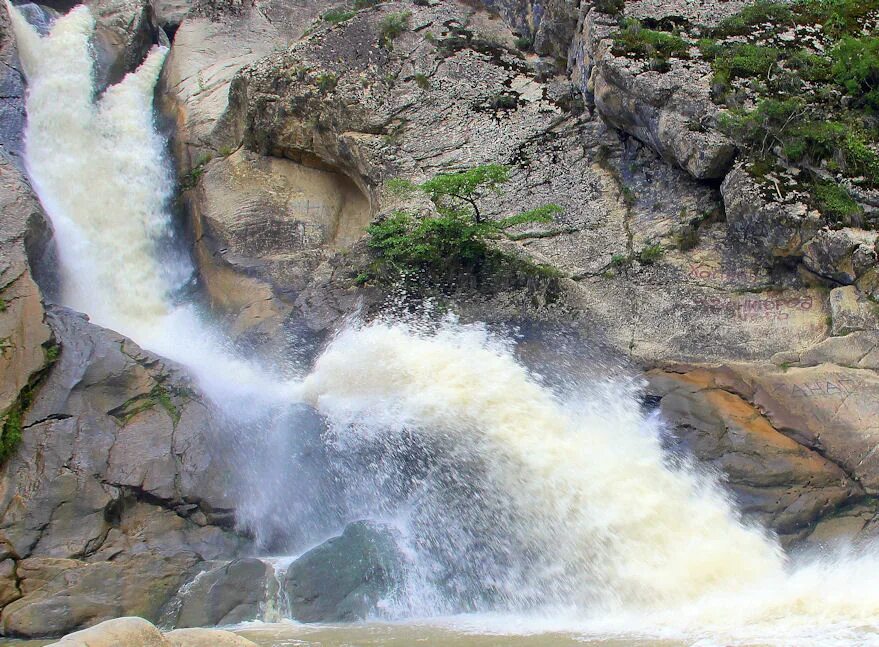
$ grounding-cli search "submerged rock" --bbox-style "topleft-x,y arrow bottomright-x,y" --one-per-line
284,521 -> 405,623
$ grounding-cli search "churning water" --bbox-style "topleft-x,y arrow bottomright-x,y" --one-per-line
8,4 -> 879,646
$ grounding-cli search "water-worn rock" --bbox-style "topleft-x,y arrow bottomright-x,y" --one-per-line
802,228 -> 879,285
0,154 -> 52,449
42,617 -> 257,647
87,0 -> 162,89
829,286 -> 879,336
45,617 -> 168,647
745,366 -> 879,495
172,558 -> 274,627
284,521 -> 405,623
0,307 -> 247,637
648,367 -> 858,541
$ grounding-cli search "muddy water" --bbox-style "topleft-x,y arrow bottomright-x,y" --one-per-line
0,623 -> 681,647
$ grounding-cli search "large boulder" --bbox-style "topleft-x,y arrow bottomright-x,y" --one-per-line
721,164 -> 823,261
283,521 -> 405,623
42,617 -> 257,647
0,307 -> 247,637
45,617 -> 168,647
573,7 -> 738,180
648,366 -> 858,542
172,558 -> 275,627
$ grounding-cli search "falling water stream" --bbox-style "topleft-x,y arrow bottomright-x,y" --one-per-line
8,4 -> 879,646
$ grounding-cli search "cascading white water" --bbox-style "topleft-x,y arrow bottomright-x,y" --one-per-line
300,318 -> 879,644
9,4 -> 879,645
7,1 -> 298,405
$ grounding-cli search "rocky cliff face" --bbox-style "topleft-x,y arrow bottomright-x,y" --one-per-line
1,0 -> 879,638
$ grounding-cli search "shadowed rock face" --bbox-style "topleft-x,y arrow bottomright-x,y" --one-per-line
0,155 -> 52,432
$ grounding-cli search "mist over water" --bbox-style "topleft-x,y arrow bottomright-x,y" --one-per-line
9,4 -> 879,645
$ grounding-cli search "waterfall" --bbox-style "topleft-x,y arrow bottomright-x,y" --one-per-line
8,4 -> 879,645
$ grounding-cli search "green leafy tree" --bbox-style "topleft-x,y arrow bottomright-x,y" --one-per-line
367,165 -> 563,277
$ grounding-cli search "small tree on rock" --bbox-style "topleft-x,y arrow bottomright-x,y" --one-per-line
366,164 -> 563,278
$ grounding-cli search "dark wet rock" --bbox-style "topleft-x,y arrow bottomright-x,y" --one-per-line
477,0 -> 579,60
172,558 -> 274,628
284,521 -> 405,623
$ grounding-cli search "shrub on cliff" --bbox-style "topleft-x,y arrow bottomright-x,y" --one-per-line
365,165 -> 562,281
830,36 -> 879,110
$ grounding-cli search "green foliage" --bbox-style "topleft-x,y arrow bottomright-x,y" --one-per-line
379,11 -> 411,48
496,204 -> 563,229
420,164 -> 510,222
613,20 -> 690,71
0,298 -> 5,313
113,384 -> 183,425
322,8 -> 355,24
44,343 -> 60,363
514,36 -> 532,51
713,1 -> 794,37
353,0 -> 379,8
830,36 -> 879,109
786,49 -> 832,83
676,225 -> 700,251
611,253 -> 629,267
367,210 -> 493,269
316,72 -> 338,93
0,375 -> 44,465
703,42 -> 781,90
594,0 -> 625,15
413,73 -> 430,89
718,98 -> 807,156
637,243 -> 665,265
367,165 -> 563,278
795,0 -> 879,36
385,177 -> 418,197
0,406 -> 22,465
814,181 -> 863,225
